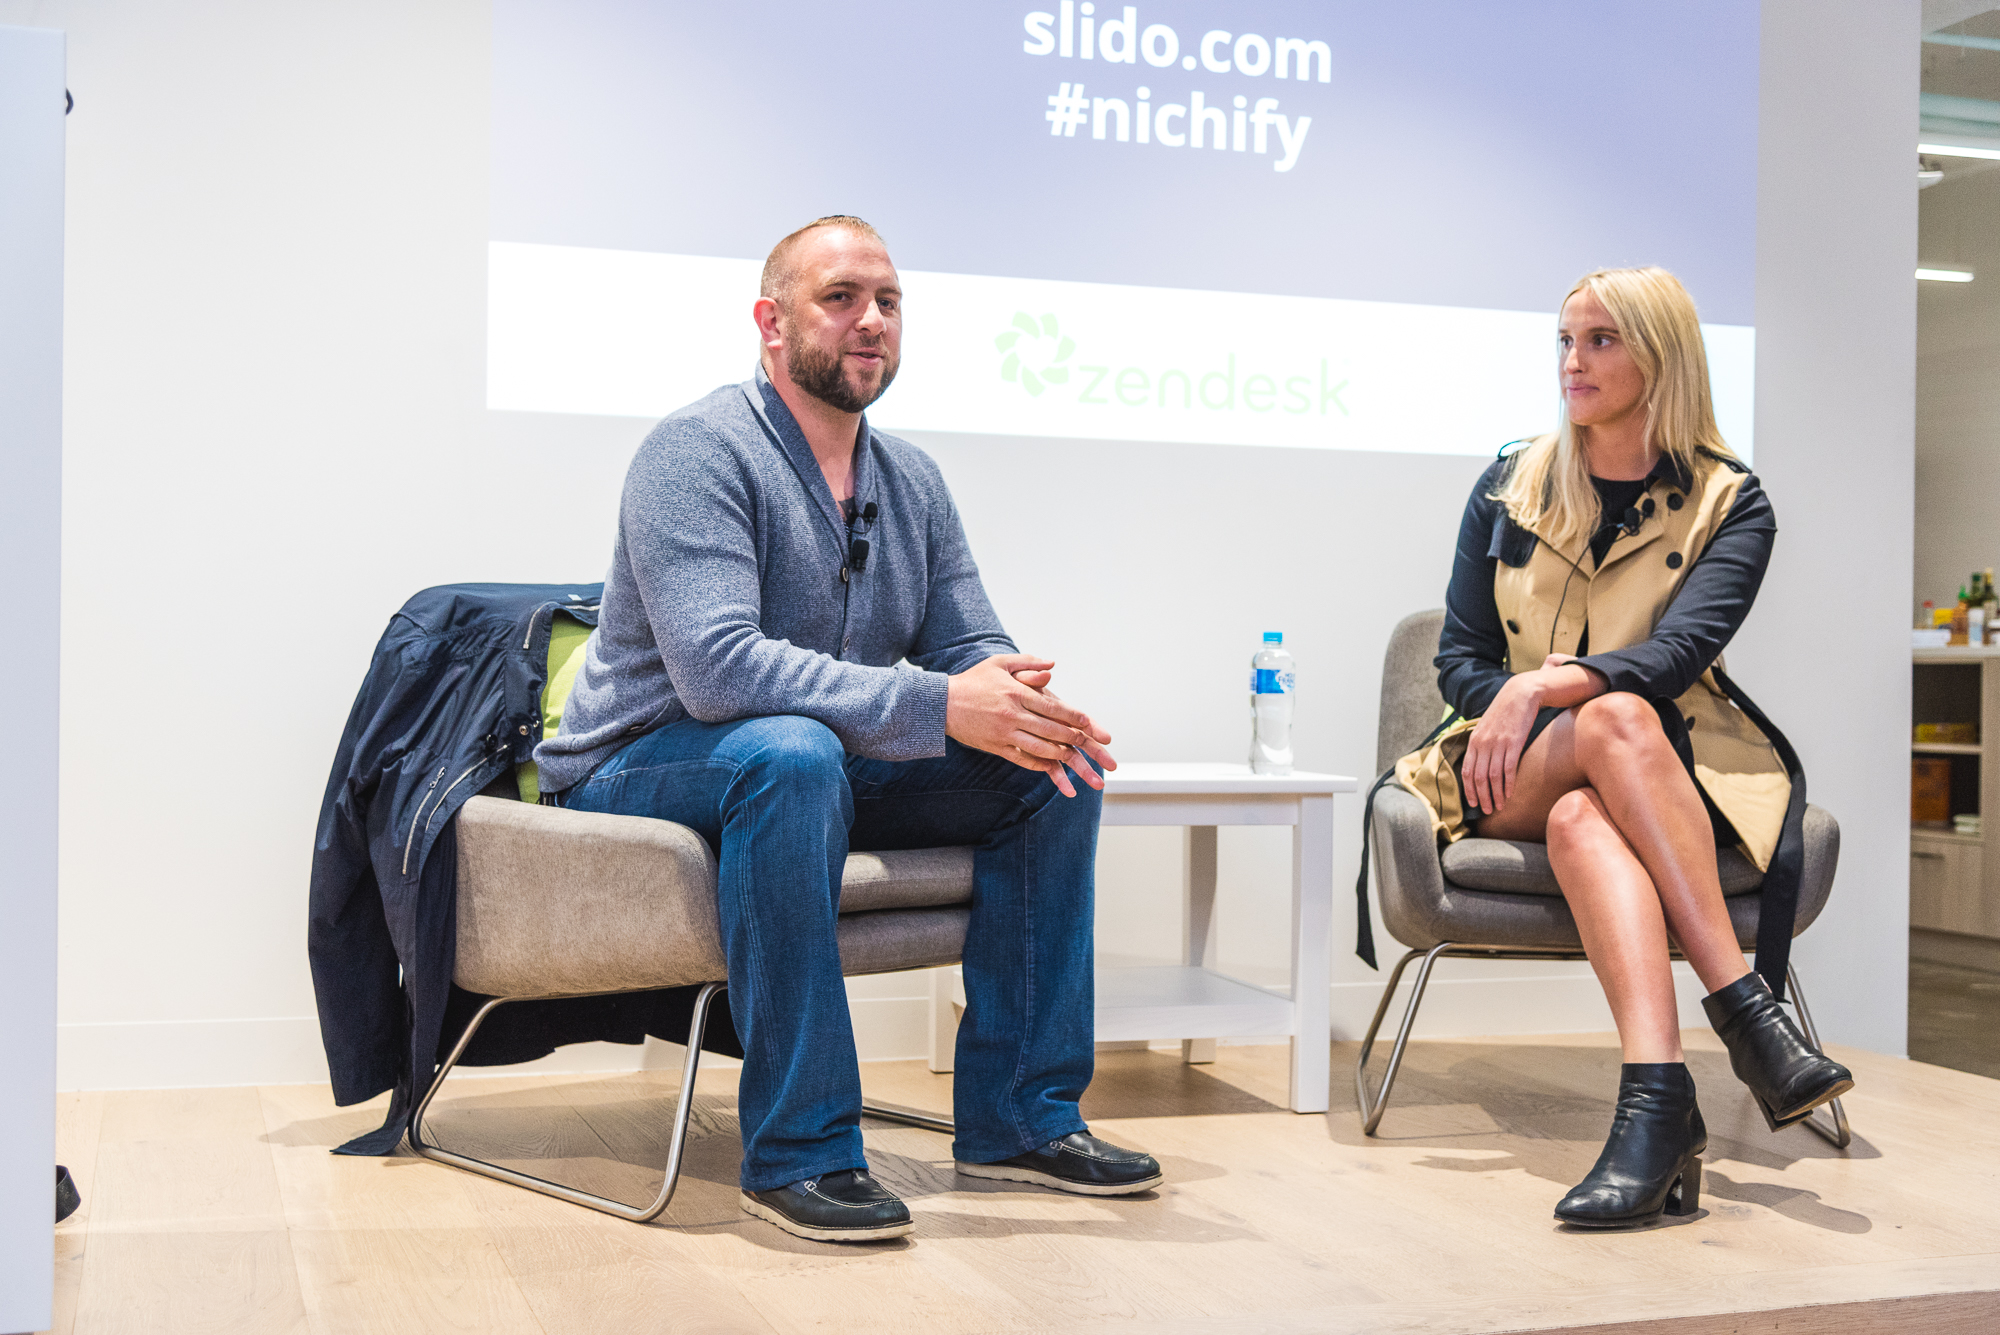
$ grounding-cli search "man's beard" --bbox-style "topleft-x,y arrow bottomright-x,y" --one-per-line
784,322 -> 898,413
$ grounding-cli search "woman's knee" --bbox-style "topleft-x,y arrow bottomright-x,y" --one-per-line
1545,786 -> 1608,849
1573,691 -> 1668,757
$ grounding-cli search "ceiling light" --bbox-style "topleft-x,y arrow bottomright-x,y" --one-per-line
1920,139 -> 2000,160
1925,32 -> 2000,53
1918,266 -> 1976,282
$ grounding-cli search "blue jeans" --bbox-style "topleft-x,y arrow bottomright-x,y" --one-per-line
558,715 -> 1099,1190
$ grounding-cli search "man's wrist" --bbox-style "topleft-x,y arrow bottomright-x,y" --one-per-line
922,666 -> 955,754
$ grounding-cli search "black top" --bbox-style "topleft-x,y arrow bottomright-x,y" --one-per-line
1589,475 -> 1651,565
1435,451 -> 1777,720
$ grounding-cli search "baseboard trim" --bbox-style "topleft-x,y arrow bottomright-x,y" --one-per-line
57,1015 -> 332,1090
55,966 -> 1723,1090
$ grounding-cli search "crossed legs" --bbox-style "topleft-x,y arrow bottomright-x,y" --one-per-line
1473,693 -> 1752,1062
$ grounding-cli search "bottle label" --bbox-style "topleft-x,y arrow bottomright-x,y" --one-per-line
1251,669 -> 1294,695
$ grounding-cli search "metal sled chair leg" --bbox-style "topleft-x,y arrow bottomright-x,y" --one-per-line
1354,947 -> 1854,1150
411,981 -> 958,1221
1354,943 -> 1451,1136
859,1101 -> 956,1134
411,982 -> 728,1222
1786,966 -> 1852,1149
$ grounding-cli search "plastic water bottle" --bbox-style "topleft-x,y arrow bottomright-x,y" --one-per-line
1249,631 -> 1295,775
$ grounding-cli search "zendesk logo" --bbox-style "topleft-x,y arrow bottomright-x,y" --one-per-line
995,313 -> 1076,396
995,310 -> 1350,418
1024,5 -> 1321,171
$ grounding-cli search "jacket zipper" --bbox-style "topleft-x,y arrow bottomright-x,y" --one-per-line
402,602 -> 576,876
402,763 -> 449,875
399,600 -> 592,879
421,755 -> 494,843
402,753 -> 498,875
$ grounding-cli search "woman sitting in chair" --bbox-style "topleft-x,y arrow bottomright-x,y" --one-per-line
1396,266 -> 1852,1229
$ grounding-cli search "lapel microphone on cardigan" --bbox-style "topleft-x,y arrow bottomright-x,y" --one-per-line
848,501 -> 879,573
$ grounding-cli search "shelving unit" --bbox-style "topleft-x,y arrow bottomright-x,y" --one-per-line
1912,648 -> 2000,952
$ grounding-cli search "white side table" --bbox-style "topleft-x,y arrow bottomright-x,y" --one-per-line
927,763 -> 1355,1114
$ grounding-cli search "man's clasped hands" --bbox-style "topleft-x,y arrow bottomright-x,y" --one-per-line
944,655 -> 1116,798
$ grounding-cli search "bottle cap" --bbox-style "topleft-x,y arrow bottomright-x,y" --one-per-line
1263,631 -> 1282,643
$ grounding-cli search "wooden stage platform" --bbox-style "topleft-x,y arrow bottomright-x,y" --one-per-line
44,1030 -> 2000,1333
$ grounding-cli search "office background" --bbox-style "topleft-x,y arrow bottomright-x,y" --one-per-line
0,0 -> 1912,1097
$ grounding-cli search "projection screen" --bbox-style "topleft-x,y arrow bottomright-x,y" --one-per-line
488,1 -> 1758,458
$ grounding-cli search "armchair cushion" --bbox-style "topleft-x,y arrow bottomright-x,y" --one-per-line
1441,837 -> 1765,897
1371,784 -> 1839,954
454,796 -> 976,998
837,847 -> 975,913
457,797 -> 725,997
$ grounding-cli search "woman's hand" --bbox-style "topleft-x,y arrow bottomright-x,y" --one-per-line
1462,656 -> 1608,814
1461,670 -> 1551,815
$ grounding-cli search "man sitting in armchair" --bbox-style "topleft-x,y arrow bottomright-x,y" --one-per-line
534,215 -> 1161,1242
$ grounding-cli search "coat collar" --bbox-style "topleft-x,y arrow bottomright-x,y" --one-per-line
740,365 -> 878,554
1513,450 -> 1700,574
1652,450 -> 1696,495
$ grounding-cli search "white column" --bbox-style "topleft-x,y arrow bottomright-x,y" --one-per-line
0,23 -> 65,1335
1735,0 -> 1917,1052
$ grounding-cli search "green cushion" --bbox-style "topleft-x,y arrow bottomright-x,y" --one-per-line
516,613 -> 594,804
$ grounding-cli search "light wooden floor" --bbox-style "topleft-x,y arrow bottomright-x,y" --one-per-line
40,1031 -> 2000,1335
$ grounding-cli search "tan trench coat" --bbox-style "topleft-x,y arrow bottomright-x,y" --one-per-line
1394,447 -> 1792,872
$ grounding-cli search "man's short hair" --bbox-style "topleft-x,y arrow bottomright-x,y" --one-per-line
760,215 -> 885,303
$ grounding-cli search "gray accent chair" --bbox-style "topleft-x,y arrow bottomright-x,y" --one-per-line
411,794 -> 971,1221
1360,610 -> 1850,1147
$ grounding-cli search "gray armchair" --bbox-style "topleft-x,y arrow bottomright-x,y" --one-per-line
410,795 -> 970,1221
1360,610 -> 1850,1146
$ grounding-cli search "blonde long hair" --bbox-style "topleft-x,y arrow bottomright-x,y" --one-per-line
1492,266 -> 1737,557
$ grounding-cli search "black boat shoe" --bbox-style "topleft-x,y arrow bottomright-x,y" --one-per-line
957,1131 -> 1163,1195
740,1169 -> 914,1242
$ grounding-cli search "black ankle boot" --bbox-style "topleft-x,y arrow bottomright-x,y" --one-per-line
1701,972 -> 1854,1131
1554,1063 -> 1705,1228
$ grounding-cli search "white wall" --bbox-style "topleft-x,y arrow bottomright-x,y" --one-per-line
3,0 -> 1918,1094
1729,0 -> 1920,1055
0,22 -> 64,1333
0,0 -> 503,1089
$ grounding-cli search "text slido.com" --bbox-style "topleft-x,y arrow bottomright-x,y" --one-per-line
1025,4 -> 1325,172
